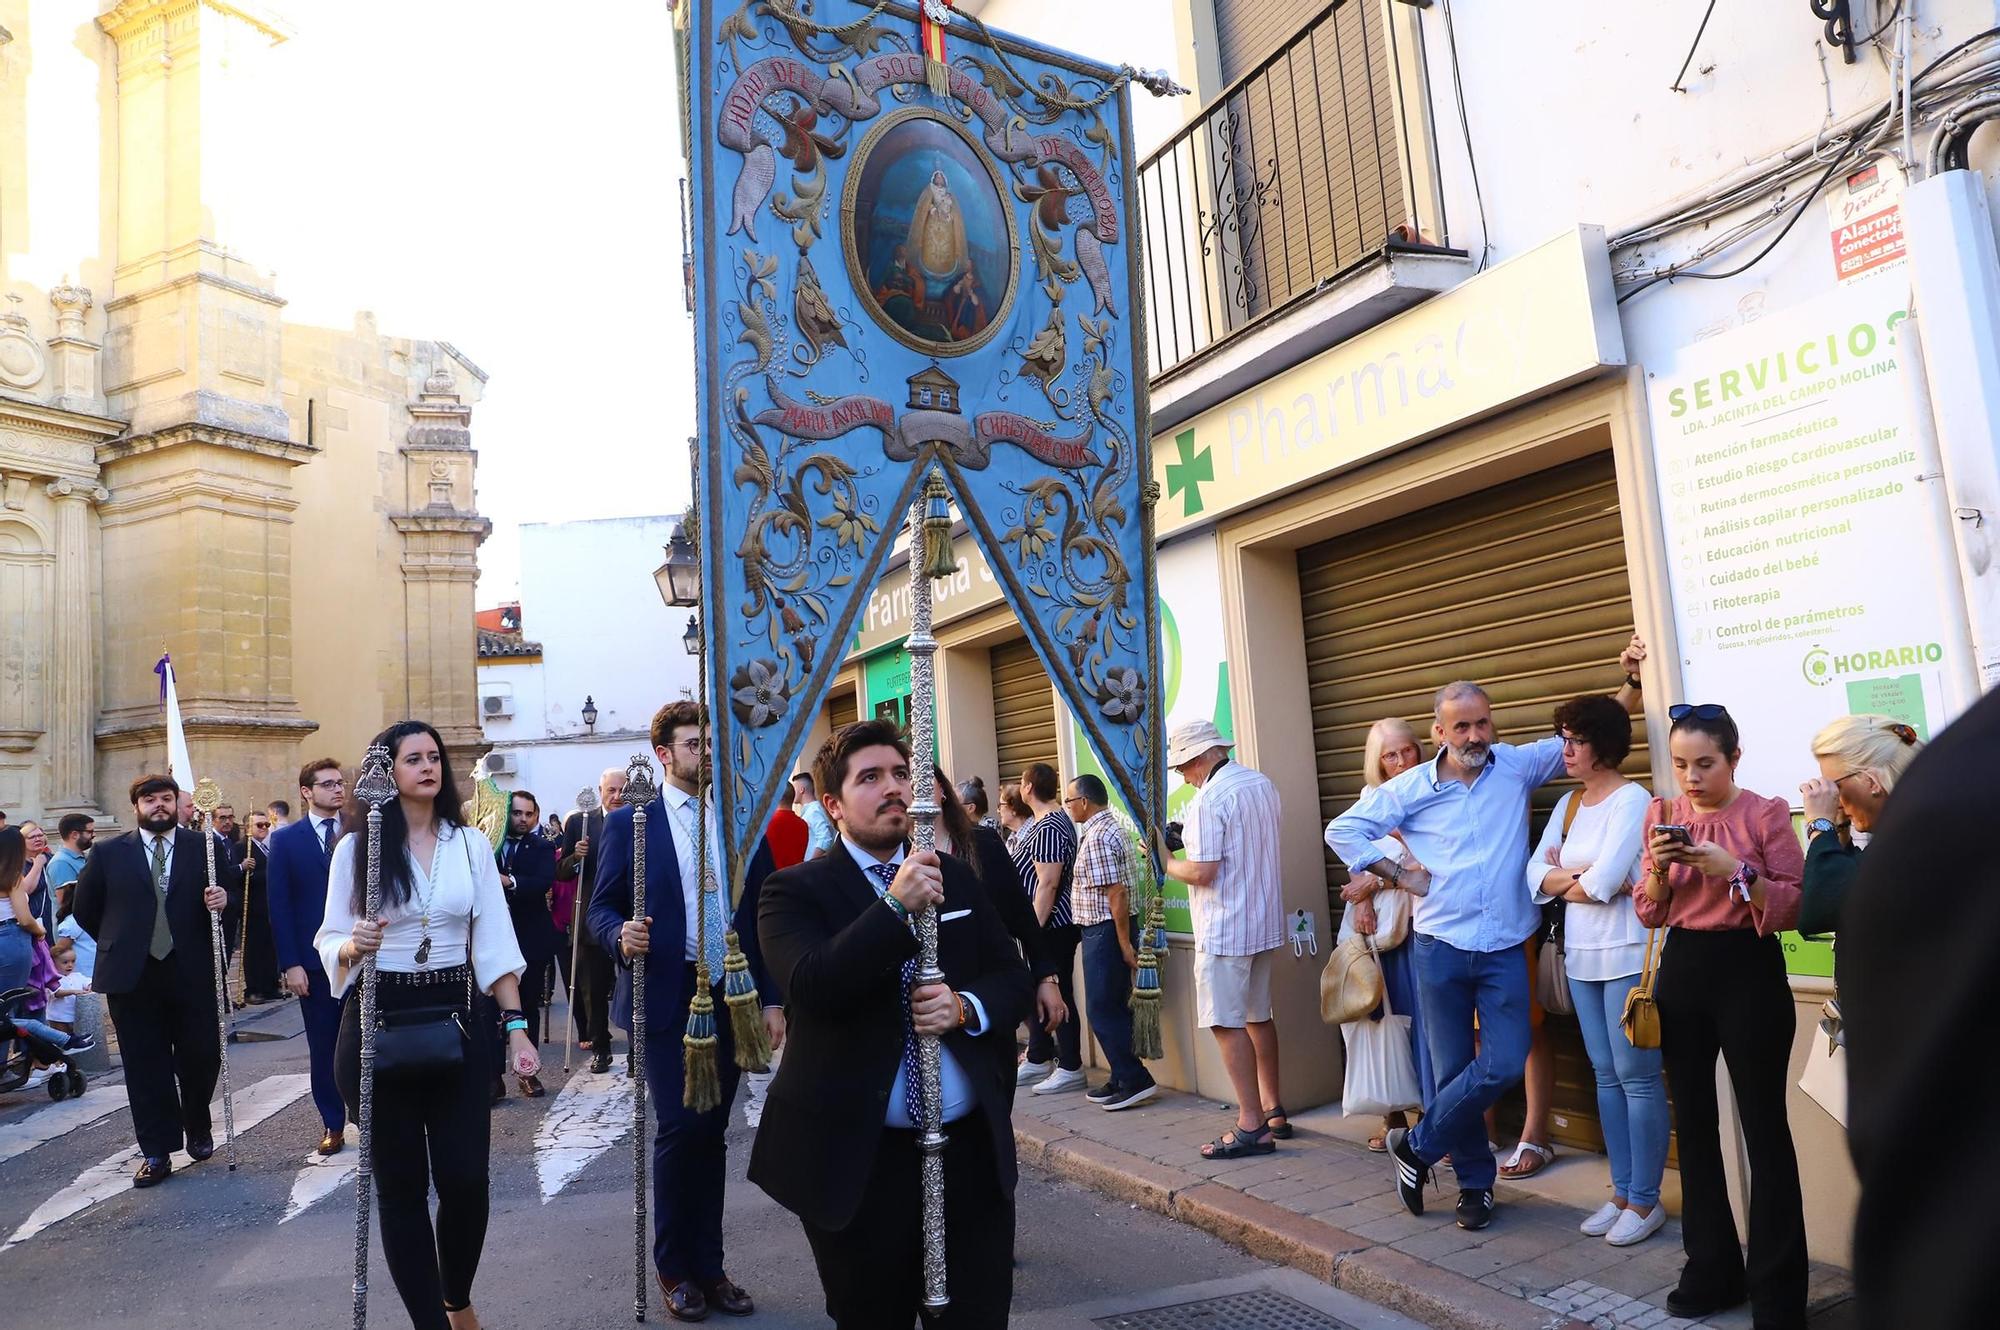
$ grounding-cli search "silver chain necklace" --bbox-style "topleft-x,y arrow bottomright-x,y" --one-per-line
410,827 -> 448,967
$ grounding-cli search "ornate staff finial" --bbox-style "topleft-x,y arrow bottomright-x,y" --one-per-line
576,784 -> 600,815
623,756 -> 658,807
192,776 -> 222,816
355,743 -> 397,808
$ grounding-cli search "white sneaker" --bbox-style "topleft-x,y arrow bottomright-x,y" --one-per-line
1031,1066 -> 1086,1095
23,1067 -> 51,1090
1015,1059 -> 1053,1086
1606,1205 -> 1665,1246
1579,1201 -> 1623,1237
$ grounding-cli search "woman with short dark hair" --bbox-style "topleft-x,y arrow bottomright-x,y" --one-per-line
317,720 -> 535,1330
1637,704 -> 1806,1326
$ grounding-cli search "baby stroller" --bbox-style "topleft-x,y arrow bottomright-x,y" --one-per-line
1,986 -> 88,1101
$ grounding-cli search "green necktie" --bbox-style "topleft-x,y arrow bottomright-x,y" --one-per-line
148,836 -> 175,960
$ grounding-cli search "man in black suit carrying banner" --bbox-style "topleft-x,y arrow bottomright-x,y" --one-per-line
750,720 -> 1032,1328
72,774 -> 235,1187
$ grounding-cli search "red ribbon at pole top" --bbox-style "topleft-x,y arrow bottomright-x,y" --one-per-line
920,0 -> 952,96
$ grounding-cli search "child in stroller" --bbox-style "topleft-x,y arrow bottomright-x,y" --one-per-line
1,985 -> 94,1100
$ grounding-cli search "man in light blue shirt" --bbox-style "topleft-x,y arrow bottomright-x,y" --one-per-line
791,771 -> 837,860
44,814 -> 96,922
1326,641 -> 1644,1229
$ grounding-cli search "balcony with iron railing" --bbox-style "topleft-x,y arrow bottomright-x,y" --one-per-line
1138,0 -> 1461,399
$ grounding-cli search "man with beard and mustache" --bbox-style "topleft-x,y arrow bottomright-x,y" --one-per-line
1326,638 -> 1648,1232
562,766 -> 626,1073
71,774 -> 234,1187
591,700 -> 783,1321
750,720 -> 1031,1328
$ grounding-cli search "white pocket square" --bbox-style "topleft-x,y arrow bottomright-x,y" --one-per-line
939,909 -> 971,922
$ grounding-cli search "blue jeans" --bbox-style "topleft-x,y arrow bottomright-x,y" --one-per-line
1568,973 -> 1670,1210
1409,933 -> 1531,1191
1080,919 -> 1151,1088
9,1014 -> 73,1048
0,922 -> 32,993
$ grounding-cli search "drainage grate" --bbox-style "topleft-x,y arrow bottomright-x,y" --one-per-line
1093,1289 -> 1359,1329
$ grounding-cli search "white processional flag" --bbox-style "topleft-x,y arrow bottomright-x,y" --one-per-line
153,652 -> 195,787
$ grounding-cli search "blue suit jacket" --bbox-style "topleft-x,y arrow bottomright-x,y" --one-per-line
267,816 -> 336,977
586,796 -> 778,1038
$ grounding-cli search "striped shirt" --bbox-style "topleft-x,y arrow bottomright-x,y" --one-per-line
1182,759 -> 1285,956
1012,809 -> 1077,930
1071,809 -> 1134,927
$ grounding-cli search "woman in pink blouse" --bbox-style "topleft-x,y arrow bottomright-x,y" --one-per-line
1637,704 -> 1806,1329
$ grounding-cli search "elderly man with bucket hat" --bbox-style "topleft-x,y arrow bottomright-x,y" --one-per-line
1161,718 -> 1288,1162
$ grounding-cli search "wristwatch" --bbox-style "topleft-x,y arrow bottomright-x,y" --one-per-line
1727,862 -> 1759,903
1805,817 -> 1836,841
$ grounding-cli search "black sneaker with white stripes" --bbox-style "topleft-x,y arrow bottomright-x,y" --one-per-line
1455,1187 -> 1495,1230
1386,1126 -> 1430,1216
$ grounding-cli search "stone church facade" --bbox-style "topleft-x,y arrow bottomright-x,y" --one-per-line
0,1 -> 488,823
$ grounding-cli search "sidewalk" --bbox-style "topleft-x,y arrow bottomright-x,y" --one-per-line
1015,1080 -> 1855,1330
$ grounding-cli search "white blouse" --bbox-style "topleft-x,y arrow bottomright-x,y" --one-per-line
1527,782 -> 1651,982
315,822 -> 526,1000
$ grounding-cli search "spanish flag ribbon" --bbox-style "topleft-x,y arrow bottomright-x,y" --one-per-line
920,0 -> 952,97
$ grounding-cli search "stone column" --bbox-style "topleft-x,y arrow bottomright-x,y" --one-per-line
43,478 -> 107,817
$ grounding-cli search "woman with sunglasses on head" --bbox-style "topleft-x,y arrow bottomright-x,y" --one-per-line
1797,715 -> 1922,993
316,721 -> 536,1330
1637,703 -> 1806,1329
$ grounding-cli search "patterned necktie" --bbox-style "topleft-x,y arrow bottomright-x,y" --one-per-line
865,861 -> 925,1124
320,818 -> 336,859
147,836 -> 175,960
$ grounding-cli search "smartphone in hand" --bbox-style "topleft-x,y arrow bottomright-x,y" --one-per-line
1651,824 -> 1694,846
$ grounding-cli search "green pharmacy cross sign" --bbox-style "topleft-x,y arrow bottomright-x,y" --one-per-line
1164,427 -> 1211,518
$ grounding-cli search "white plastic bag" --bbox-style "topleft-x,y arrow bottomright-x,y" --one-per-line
1339,940 -> 1421,1117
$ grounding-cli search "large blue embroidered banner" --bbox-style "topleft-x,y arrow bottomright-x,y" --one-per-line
688,0 -> 1164,888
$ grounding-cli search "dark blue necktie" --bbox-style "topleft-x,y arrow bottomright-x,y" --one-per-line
865,861 -> 925,1124
319,818 -> 336,859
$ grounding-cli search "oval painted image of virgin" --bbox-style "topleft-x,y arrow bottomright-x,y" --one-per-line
843,109 -> 1018,356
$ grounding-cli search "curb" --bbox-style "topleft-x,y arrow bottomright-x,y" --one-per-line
1021,1123 -> 1588,1330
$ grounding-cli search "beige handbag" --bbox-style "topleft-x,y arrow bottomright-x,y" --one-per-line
1621,927 -> 1663,1050
1319,932 -> 1384,1026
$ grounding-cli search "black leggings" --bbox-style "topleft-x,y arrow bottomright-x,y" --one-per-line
336,970 -> 492,1329
1655,929 -> 1807,1330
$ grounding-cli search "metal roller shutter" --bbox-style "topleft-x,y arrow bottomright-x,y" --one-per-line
1214,0 -> 1334,85
1299,452 -> 1655,1156
829,683 -> 858,731
990,637 -> 1058,785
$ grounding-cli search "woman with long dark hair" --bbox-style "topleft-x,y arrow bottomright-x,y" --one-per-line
1637,704 -> 1806,1328
0,827 -> 43,994
315,721 -> 535,1330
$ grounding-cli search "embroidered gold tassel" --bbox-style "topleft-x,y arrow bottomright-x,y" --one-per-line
1130,892 -> 1165,1061
721,929 -> 772,1071
682,963 -> 721,1112
919,471 -> 957,580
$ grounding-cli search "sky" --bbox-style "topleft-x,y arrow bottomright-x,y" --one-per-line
226,0 -> 1179,609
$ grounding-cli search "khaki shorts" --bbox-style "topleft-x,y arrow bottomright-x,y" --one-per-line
1193,948 -> 1276,1028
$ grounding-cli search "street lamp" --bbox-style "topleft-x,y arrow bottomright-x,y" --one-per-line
654,517 -> 701,608
581,695 -> 598,734
683,614 -> 701,657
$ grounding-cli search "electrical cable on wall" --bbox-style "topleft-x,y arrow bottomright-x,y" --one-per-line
1438,0 -> 1490,271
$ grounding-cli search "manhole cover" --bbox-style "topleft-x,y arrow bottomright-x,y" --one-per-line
1093,1289 -> 1359,1329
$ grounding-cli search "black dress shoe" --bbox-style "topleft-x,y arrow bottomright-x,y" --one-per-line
700,1274 -> 753,1317
317,1129 -> 345,1156
590,1050 -> 612,1074
133,1156 -> 173,1188
1665,1285 -> 1747,1319
186,1138 -> 215,1163
655,1272 -> 709,1322
517,1074 -> 546,1098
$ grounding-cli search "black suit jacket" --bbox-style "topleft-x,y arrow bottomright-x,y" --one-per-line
749,847 -> 1033,1231
499,833 -> 559,964
561,810 -> 609,949
72,828 -> 238,996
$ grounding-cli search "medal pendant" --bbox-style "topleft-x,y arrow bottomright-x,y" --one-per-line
413,934 -> 432,966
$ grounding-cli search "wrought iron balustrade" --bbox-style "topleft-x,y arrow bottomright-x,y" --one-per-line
1137,0 -> 1422,382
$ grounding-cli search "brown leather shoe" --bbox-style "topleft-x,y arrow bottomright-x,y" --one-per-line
516,1074 -> 546,1098
700,1275 -> 753,1316
133,1156 -> 173,1187
655,1272 -> 709,1322
317,1129 -> 345,1156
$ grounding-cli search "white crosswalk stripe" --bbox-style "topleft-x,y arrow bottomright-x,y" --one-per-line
0,1083 -> 129,1167
533,1063 -> 632,1203
4,1073 -> 311,1250
279,1126 -> 359,1223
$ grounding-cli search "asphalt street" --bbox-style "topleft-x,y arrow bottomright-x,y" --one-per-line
0,995 -> 1416,1329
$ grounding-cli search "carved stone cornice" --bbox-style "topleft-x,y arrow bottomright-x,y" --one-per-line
97,419 -> 317,469
391,512 -> 493,539
95,711 -> 320,747
96,1 -> 292,48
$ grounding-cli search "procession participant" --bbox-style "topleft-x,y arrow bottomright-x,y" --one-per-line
562,767 -> 625,1071
235,810 -> 281,1002
70,775 -> 234,1187
591,701 -> 783,1322
268,759 -> 352,1154
319,721 -> 535,1330
751,720 -> 1033,1329
496,790 -> 557,1098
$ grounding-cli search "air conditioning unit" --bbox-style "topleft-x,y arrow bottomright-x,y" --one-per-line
481,694 -> 513,718
484,753 -> 518,776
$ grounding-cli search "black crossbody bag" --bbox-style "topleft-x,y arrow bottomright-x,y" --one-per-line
373,832 -> 479,1082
